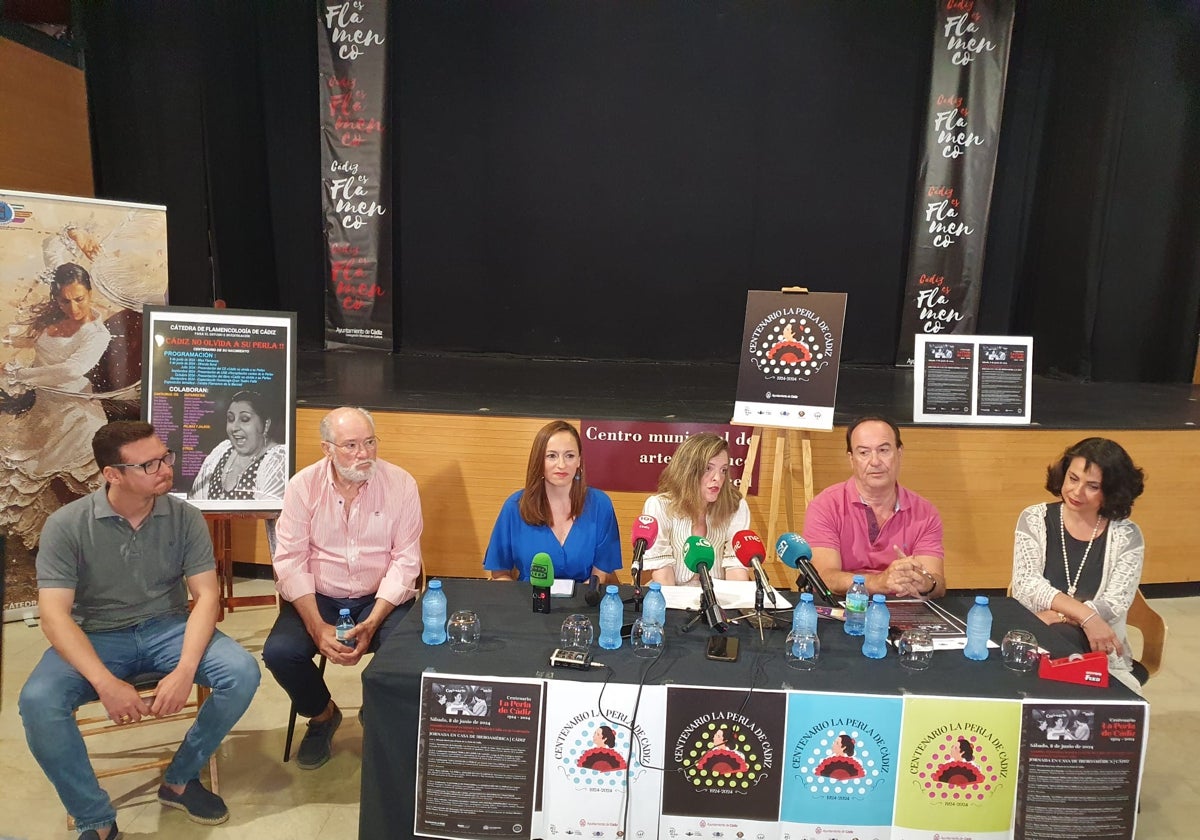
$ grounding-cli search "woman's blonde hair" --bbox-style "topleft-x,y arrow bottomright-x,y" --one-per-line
519,420 -> 586,526
657,432 -> 740,526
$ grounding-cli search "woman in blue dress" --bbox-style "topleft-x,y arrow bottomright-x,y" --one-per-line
484,420 -> 621,583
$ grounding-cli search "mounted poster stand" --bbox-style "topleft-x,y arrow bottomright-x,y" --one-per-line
731,289 -> 848,545
913,334 -> 1032,424
141,305 -> 297,615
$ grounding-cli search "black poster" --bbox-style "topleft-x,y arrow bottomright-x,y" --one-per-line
1015,701 -> 1147,840
416,674 -> 545,840
732,290 -> 846,431
896,0 -> 1016,364
661,686 -> 787,832
318,1 -> 392,349
977,341 -> 1028,416
922,339 -> 973,415
141,306 -> 296,512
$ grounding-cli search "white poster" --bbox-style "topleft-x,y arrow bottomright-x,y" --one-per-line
543,680 -> 667,840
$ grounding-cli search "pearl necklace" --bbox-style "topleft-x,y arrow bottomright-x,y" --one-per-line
1060,505 -> 1102,597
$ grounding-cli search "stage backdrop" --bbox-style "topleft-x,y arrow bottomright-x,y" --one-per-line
0,190 -> 168,620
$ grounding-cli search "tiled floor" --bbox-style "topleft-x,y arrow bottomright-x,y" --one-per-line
0,580 -> 1193,838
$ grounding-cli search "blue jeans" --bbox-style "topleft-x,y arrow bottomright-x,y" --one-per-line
263,593 -> 410,718
18,612 -> 260,833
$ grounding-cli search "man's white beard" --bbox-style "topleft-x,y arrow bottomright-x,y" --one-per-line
334,459 -> 376,484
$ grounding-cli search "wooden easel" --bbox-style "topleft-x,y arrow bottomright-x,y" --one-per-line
204,511 -> 278,619
737,426 -> 815,544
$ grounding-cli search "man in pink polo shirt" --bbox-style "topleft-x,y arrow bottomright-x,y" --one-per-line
803,416 -> 945,598
264,406 -> 423,769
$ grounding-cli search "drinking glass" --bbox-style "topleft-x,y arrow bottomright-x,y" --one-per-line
631,618 -> 665,658
1001,629 -> 1040,672
898,628 -> 934,670
447,610 -> 481,653
785,630 -> 820,670
560,614 -> 594,652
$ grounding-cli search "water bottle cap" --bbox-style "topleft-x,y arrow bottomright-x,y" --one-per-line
339,608 -> 351,616
852,574 -> 866,584
800,592 -> 814,603
429,579 -> 442,589
605,585 -> 619,594
649,582 -> 662,591
872,594 -> 886,603
975,595 -> 989,605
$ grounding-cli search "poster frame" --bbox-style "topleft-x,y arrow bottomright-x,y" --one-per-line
141,304 -> 297,512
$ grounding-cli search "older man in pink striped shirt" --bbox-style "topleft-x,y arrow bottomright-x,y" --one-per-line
263,406 -> 423,769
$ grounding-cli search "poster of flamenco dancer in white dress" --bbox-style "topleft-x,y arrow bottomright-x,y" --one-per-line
0,190 -> 168,620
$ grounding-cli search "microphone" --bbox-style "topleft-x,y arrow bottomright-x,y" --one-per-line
683,536 -> 728,633
630,515 -> 658,605
583,574 -> 604,607
732,529 -> 776,609
530,552 -> 554,614
775,533 -> 837,607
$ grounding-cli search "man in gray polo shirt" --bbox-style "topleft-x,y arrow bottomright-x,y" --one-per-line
18,421 -> 260,840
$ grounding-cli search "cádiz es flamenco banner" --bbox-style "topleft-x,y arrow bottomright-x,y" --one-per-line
896,0 -> 1016,365
318,1 -> 392,349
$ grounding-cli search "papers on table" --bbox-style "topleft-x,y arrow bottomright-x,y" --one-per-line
658,579 -> 793,612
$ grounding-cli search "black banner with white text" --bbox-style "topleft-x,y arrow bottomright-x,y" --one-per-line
318,1 -> 392,349
896,0 -> 1016,364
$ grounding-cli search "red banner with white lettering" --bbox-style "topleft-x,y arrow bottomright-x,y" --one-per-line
896,0 -> 1015,365
318,1 -> 391,349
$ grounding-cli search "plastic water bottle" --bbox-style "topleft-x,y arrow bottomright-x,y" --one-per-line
793,592 -> 818,636
421,579 -> 448,645
335,608 -> 355,647
964,594 -> 992,661
599,584 -> 623,650
641,582 -> 667,644
844,574 -> 869,636
862,594 -> 890,659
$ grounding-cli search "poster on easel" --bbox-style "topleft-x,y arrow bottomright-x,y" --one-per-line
1,189 -> 168,620
731,290 -> 847,431
913,334 -> 1031,424
141,306 -> 296,511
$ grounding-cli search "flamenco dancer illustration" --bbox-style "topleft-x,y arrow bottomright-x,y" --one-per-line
694,725 -> 751,776
576,725 -> 627,772
815,734 -> 865,779
934,736 -> 985,786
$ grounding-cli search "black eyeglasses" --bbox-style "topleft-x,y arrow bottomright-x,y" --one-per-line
112,450 -> 177,474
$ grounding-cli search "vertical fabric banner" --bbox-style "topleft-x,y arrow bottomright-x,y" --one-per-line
896,0 -> 1016,365
318,1 -> 392,349
1,190 -> 168,619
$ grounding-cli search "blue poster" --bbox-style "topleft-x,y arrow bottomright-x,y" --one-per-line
781,691 -> 903,835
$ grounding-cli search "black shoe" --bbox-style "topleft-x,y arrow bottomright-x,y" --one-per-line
78,824 -> 120,840
157,778 -> 230,825
296,706 -> 343,770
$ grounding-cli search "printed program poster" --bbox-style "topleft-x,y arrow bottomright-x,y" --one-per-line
894,696 -> 1023,840
1,190 -> 168,619
543,681 -> 667,840
662,686 -> 787,840
732,290 -> 847,431
1014,700 -> 1147,840
781,691 -> 904,838
416,674 -> 545,840
913,334 -> 1031,424
142,306 -> 296,512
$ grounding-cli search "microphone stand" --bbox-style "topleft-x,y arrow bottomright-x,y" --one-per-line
629,564 -> 643,613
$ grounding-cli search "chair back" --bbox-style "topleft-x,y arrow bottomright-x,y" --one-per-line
1126,589 -> 1166,681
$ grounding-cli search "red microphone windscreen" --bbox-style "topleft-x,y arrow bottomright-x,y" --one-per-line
732,530 -> 765,567
631,514 -> 658,547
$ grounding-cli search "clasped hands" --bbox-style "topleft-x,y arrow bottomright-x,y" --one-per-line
99,667 -> 195,725
880,546 -> 937,598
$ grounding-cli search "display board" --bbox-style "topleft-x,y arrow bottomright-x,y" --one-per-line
141,305 -> 296,511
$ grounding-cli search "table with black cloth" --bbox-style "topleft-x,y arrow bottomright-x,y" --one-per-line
359,580 -> 1139,839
